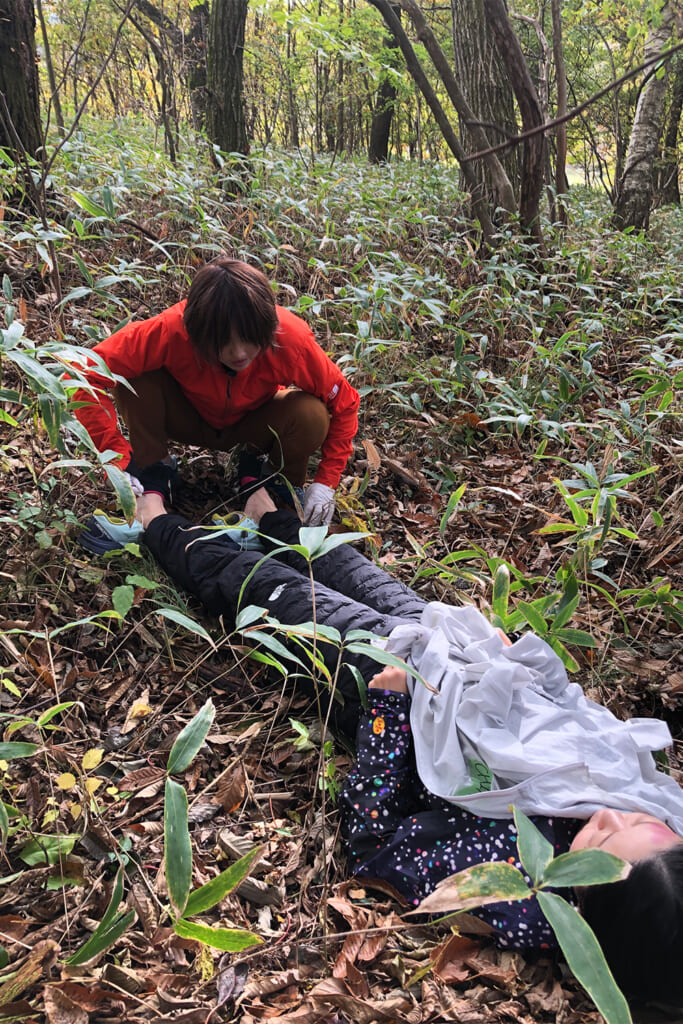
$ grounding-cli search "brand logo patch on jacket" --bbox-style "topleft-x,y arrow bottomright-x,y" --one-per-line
327,384 -> 340,402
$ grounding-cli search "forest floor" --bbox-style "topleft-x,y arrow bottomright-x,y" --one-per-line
0,138 -> 682,1023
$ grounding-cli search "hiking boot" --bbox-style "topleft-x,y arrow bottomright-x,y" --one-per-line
210,512 -> 263,551
79,510 -> 144,554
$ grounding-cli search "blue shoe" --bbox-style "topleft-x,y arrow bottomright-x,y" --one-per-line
79,510 -> 144,554
210,513 -> 263,551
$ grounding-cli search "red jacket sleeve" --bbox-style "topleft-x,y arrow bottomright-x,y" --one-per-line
274,308 -> 360,488
69,309 -> 175,466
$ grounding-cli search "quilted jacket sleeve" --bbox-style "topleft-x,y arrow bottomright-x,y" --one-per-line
274,309 -> 359,488
69,310 -> 174,466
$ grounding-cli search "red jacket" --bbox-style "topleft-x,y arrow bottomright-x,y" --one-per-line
72,302 -> 359,489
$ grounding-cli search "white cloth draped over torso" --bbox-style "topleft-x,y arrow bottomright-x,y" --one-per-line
385,603 -> 683,832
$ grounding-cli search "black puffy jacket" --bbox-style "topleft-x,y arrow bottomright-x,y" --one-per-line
145,510 -> 426,736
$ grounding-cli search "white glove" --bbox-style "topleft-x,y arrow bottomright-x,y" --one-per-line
125,472 -> 145,497
303,483 -> 336,526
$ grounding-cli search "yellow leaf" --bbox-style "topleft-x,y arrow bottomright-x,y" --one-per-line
84,778 -> 102,796
56,772 -> 76,790
81,748 -> 104,772
69,802 -> 82,821
129,700 -> 152,719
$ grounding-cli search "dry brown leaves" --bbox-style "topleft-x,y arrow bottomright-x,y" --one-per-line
1,313 -> 681,1022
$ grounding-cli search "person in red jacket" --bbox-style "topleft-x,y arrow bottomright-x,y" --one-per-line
75,258 -> 360,552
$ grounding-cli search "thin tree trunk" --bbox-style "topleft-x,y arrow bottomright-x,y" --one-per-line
368,2 -> 400,163
35,0 -> 64,131
551,0 -> 568,220
612,1 -> 674,230
366,0 -> 495,238
484,0 -> 545,244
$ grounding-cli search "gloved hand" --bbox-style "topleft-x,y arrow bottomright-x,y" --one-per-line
124,471 -> 144,497
303,482 -> 336,526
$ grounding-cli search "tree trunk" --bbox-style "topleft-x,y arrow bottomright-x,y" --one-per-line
400,0 -> 515,212
656,53 -> 683,205
0,0 -> 42,159
366,0 -> 495,238
368,3 -> 400,163
188,2 -> 209,131
35,0 -> 64,132
612,1 -> 674,230
207,0 -> 249,155
484,0 -> 546,244
286,0 -> 300,149
551,0 -> 568,216
451,0 -> 518,202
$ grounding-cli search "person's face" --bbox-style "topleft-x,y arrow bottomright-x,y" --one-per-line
570,808 -> 683,862
218,331 -> 260,373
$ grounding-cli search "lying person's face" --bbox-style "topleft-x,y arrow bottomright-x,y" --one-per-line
218,331 -> 260,372
570,808 -> 683,862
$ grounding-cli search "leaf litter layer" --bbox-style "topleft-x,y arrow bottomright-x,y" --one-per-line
0,127 -> 682,1022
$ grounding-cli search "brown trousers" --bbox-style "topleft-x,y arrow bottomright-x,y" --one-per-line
114,370 -> 330,487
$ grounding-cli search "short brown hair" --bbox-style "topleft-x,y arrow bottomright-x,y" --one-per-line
184,258 -> 278,362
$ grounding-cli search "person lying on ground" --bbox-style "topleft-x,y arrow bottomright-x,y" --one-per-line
136,486 -> 427,739
136,488 -> 683,1004
340,663 -> 683,1007
70,257 -> 359,553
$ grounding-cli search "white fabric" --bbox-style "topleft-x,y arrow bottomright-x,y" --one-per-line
386,603 -> 683,832
304,482 -> 335,525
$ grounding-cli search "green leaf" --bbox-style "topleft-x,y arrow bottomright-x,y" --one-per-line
312,531 -> 371,559
408,861 -> 531,915
541,848 -> 629,889
8,351 -> 66,399
549,627 -> 597,647
103,463 -> 136,522
513,807 -> 554,885
65,868 -> 135,964
66,909 -> 135,964
0,802 -> 8,844
164,778 -> 192,917
297,525 -> 329,556
552,570 -> 580,629
19,834 -> 77,867
0,742 -> 38,760
242,628 -> 308,671
439,484 -> 467,538
125,574 -> 159,590
517,601 -> 549,635
36,701 -> 79,729
173,918 -> 262,951
184,847 -> 262,917
492,564 -> 510,620
112,585 -> 134,619
71,189 -> 110,218
537,891 -> 632,1024
167,699 -> 216,774
156,608 -> 216,646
